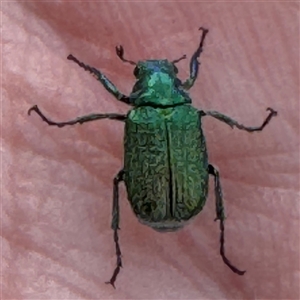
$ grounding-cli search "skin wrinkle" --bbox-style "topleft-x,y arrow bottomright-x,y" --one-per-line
3,2 -> 299,299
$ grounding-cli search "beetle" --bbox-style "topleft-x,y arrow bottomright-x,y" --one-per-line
28,27 -> 277,287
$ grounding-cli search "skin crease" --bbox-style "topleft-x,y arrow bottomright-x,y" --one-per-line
2,1 -> 299,299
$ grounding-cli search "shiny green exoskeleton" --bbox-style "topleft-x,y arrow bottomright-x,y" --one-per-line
125,104 -> 208,232
28,28 -> 277,288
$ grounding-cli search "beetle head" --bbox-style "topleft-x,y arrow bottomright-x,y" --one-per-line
133,59 -> 179,79
115,46 -> 191,107
129,59 -> 192,107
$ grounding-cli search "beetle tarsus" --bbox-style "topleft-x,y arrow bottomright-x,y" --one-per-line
208,164 -> 246,276
182,27 -> 209,90
266,107 -> 278,117
28,105 -> 126,127
105,238 -> 121,289
106,170 -> 125,288
27,105 -> 63,127
219,219 -> 246,275
67,54 -> 97,75
202,107 -> 278,132
28,104 -> 37,116
115,45 -> 124,59
198,27 -> 209,49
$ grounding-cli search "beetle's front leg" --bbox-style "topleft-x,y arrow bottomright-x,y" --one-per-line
201,107 -> 277,132
105,169 -> 125,289
208,164 -> 246,276
67,54 -> 130,105
28,105 -> 126,127
182,27 -> 209,90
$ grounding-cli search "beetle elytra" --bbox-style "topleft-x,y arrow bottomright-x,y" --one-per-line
28,27 -> 277,287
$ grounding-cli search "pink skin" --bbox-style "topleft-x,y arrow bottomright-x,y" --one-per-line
3,2 -> 299,299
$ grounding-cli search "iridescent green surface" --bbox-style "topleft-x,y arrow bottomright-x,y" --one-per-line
124,62 -> 208,231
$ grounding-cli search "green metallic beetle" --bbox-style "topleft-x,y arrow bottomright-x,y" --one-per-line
28,27 -> 277,287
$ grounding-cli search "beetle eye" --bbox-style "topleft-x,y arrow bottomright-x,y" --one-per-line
175,78 -> 182,87
134,66 -> 140,77
173,65 -> 178,74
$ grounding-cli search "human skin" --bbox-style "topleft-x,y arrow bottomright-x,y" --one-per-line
2,2 -> 299,299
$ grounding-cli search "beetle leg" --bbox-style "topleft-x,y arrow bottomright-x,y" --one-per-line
208,164 -> 246,276
105,169 -> 125,288
67,54 -> 131,105
182,27 -> 209,90
28,105 -> 126,127
201,107 -> 277,132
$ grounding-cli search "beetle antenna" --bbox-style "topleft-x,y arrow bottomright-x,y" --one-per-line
116,45 -> 136,65
172,54 -> 187,64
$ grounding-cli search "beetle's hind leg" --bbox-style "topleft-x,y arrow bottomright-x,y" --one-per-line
105,169 -> 125,288
208,164 -> 246,276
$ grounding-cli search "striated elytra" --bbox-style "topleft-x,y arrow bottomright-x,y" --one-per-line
28,27 -> 277,288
